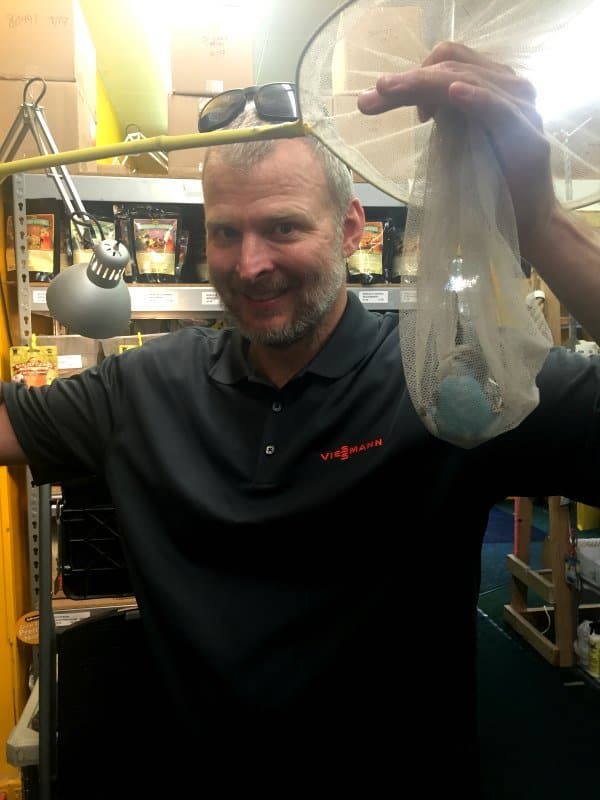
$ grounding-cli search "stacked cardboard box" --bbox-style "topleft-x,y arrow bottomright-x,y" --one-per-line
331,5 -> 423,184
168,5 -> 254,178
0,0 -> 97,173
167,94 -> 213,180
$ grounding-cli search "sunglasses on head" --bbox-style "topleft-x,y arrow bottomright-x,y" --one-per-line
198,82 -> 299,133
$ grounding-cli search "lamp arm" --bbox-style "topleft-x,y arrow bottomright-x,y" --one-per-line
0,77 -> 91,247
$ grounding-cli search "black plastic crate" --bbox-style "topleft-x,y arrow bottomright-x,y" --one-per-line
57,478 -> 133,599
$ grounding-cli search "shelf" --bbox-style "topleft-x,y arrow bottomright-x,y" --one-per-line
16,173 -> 409,320
349,284 -> 416,310
6,594 -> 139,770
580,576 -> 600,600
16,173 -> 406,208
6,679 -> 38,768
19,173 -> 205,205
29,282 -> 417,317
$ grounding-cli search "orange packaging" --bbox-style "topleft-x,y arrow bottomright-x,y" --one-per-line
6,213 -> 55,274
10,342 -> 59,387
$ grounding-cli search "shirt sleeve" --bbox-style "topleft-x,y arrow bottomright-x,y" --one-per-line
476,346 -> 600,505
3,354 -> 125,485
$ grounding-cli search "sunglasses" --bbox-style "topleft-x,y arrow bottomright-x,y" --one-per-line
198,82 -> 299,133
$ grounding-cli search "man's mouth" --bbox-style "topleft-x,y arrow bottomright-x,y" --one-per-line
243,291 -> 284,302
240,281 -> 290,302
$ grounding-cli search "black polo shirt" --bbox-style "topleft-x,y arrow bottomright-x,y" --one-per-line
5,291 -> 600,788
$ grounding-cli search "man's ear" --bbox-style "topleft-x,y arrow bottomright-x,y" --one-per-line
342,198 -> 366,258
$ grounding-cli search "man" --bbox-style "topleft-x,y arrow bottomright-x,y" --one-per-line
1,43 -> 599,796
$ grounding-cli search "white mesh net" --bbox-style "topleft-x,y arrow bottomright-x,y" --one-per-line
296,0 -> 600,447
297,0 -> 600,209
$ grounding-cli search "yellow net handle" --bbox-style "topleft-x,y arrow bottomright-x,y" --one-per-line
0,120 -> 312,180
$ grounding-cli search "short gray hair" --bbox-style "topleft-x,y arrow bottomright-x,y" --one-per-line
202,105 -> 355,224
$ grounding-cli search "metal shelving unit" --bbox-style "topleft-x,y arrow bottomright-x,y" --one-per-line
28,281 -> 416,317
16,173 -> 410,317
18,172 -> 405,208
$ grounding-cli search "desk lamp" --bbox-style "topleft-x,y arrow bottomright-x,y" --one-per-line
0,77 -> 131,338
46,216 -> 131,339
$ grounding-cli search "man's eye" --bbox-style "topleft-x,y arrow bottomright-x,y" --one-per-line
212,226 -> 238,242
274,222 -> 295,236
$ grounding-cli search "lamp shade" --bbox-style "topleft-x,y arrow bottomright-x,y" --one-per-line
46,239 -> 132,339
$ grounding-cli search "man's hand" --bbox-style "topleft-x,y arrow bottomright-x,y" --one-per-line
358,41 -> 600,344
357,41 -> 558,254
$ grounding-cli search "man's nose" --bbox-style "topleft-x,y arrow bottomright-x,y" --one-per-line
237,234 -> 273,279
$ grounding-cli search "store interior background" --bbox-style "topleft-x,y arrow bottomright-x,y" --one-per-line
2,2 -> 600,798
74,4 -> 600,798
79,0 -> 342,141
78,0 -> 600,160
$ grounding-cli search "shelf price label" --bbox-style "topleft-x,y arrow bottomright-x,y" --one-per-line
201,290 -> 223,308
130,288 -> 178,311
358,289 -> 389,305
58,354 -> 83,369
399,288 -> 417,307
32,288 -> 47,305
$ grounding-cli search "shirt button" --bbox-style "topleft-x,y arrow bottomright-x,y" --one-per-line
272,401 -> 283,413
265,445 -> 275,456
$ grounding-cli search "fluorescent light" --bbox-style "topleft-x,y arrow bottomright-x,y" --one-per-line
526,1 -> 600,121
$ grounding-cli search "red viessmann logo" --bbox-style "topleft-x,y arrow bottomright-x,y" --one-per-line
320,437 -> 383,462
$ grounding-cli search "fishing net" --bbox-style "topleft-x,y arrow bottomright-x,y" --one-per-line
297,0 -> 600,447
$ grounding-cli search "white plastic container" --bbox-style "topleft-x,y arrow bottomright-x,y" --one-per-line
588,633 -> 600,678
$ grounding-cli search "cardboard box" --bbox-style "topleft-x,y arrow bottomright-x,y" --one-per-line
332,94 -> 417,186
0,78 -> 96,171
100,333 -> 168,358
35,334 -> 100,378
332,5 -> 424,94
95,158 -> 167,178
0,0 -> 96,110
167,94 -> 211,179
328,7 -> 422,194
170,6 -> 253,94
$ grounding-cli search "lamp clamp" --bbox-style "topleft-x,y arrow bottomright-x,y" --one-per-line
0,77 -> 91,249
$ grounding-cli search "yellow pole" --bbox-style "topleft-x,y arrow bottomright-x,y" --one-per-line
0,120 -> 312,179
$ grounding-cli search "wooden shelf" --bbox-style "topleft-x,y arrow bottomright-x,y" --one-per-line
503,497 -> 575,667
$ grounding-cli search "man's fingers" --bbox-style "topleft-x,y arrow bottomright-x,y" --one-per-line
357,61 -> 536,118
420,41 -> 515,75
447,80 -> 539,125
357,40 -> 557,250
357,40 -> 534,121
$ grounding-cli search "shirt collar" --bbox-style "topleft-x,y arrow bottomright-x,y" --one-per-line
210,291 -> 383,385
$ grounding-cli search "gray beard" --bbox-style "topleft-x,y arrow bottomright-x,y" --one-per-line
218,258 -> 347,347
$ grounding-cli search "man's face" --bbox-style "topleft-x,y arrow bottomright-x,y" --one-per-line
202,139 -> 353,346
